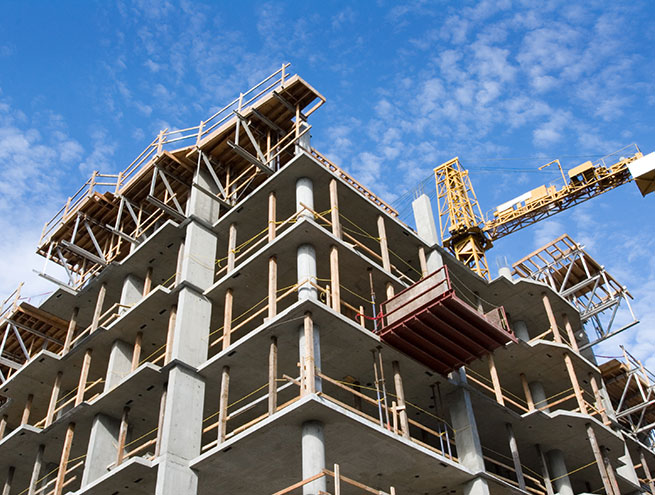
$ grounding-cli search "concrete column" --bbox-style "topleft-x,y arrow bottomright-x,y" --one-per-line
301,420 -> 326,495
297,244 -> 317,301
513,320 -> 530,341
449,369 -> 486,473
498,266 -> 512,279
506,423 -> 526,491
529,381 -> 550,412
296,177 -> 314,221
547,449 -> 574,495
155,162 -> 218,495
2,466 -> 14,495
81,414 -> 120,486
298,320 -> 321,393
119,273 -> 144,313
411,194 -> 443,272
104,339 -> 133,392
296,123 -> 311,154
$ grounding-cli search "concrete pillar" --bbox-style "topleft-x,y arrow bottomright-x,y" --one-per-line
498,266 -> 512,280
463,477 -> 491,495
297,244 -> 317,301
104,339 -> 133,392
411,194 -> 443,272
154,162 -> 218,495
513,320 -> 530,341
301,420 -> 326,495
298,322 -> 321,393
81,414 -> 119,486
119,273 -> 144,313
449,369 -> 486,473
296,177 -> 314,220
2,466 -> 14,495
297,123 -> 311,153
547,449 -> 574,495
529,381 -> 550,412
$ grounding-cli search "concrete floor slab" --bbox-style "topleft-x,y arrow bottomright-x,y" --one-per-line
75,456 -> 157,495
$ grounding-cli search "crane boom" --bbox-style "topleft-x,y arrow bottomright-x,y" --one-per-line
484,144 -> 644,241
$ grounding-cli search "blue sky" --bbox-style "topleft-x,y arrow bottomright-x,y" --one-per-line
1,1 -> 654,365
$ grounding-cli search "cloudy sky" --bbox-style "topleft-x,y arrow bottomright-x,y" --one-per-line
1,1 -> 654,365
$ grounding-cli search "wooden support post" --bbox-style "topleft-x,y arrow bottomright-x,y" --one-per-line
217,366 -> 230,443
268,337 -> 278,415
154,385 -> 167,457
506,423 -> 526,491
54,423 -> 75,495
602,446 -> 621,495
28,444 -> 44,495
330,246 -> 341,313
589,373 -> 610,424
62,307 -> 79,354
541,293 -> 562,343
227,223 -> 237,272
268,256 -> 277,319
488,353 -> 505,406
75,349 -> 92,407
418,246 -> 428,277
536,444 -> 555,495
562,313 -> 579,352
131,332 -> 143,371
21,394 -> 34,426
0,415 -> 7,440
520,373 -> 534,411
377,216 -> 391,272
391,401 -> 398,434
268,192 -> 276,242
302,313 -> 316,395
385,282 -> 394,300
116,406 -> 129,466
164,305 -> 176,365
329,179 -> 342,239
90,283 -> 107,333
334,463 -> 341,495
640,450 -> 655,495
2,466 -> 14,495
392,361 -> 410,439
564,352 -> 587,414
45,372 -> 63,427
358,305 -> 365,328
587,423 -> 614,495
143,267 -> 153,296
223,289 -> 234,350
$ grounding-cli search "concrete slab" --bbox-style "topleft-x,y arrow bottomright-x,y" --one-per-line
75,456 -> 157,495
193,395 -> 475,495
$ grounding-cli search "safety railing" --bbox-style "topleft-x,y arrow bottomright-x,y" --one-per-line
0,282 -> 23,321
272,463 -> 397,495
483,447 -> 547,495
22,456 -> 85,495
65,302 -> 133,352
32,377 -> 104,430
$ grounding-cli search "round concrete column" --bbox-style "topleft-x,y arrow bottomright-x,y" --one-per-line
547,449 -> 573,495
529,381 -> 549,412
298,324 -> 321,393
498,266 -> 512,279
302,420 -> 326,495
513,320 -> 530,341
297,244 -> 317,301
296,177 -> 314,221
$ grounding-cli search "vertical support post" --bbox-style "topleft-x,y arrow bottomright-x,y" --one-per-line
268,257 -> 277,319
75,349 -> 92,407
520,373 -> 534,411
488,354 -> 504,406
334,463 -> 341,495
536,444 -> 555,495
227,223 -> 237,272
21,394 -> 34,425
602,446 -> 621,495
589,373 -> 610,424
329,179 -> 342,239
640,450 -> 655,495
28,444 -> 45,495
154,385 -> 167,457
143,267 -> 153,296
268,337 -> 278,415
164,305 -> 176,365
54,423 -> 75,495
564,352 -> 587,414
223,289 -> 233,350
62,307 -> 79,354
385,282 -> 394,300
0,415 -> 6,440
358,305 -> 365,328
542,293 -> 562,343
116,407 -> 129,466
268,192 -> 276,242
392,361 -> 410,439
131,332 -> 143,371
217,366 -> 230,444
506,423 -> 526,491
377,215 -> 391,272
329,246 -> 340,313
90,283 -> 107,333
418,246 -> 428,277
587,424 -> 614,495
562,313 -> 579,351
45,372 -> 63,427
1,466 -> 14,495
302,313 -> 316,395
301,421 -> 326,495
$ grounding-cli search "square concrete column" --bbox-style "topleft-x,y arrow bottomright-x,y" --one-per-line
411,194 -> 443,272
81,414 -> 120,486
120,273 -> 144,312
104,339 -> 133,392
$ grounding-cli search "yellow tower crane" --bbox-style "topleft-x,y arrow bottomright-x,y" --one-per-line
434,144 -> 655,280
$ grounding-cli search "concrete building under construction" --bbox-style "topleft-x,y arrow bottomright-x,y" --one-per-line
0,64 -> 655,495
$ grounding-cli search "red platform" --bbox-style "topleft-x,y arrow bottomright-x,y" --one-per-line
379,267 -> 516,376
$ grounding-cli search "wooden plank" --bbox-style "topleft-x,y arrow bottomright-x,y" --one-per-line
131,332 -> 143,372
227,223 -> 237,272
268,337 -> 277,415
268,191 -> 276,242
21,394 -> 33,425
90,283 -> 107,333
521,373 -> 535,411
75,349 -> 92,406
488,353 -> 505,405
222,289 -> 233,350
377,215 -> 391,272
392,361 -> 410,439
541,293 -> 562,343
586,424 -> 614,495
116,407 -> 129,466
564,352 -> 587,414
54,423 -> 75,495
45,372 -> 63,427
62,307 -> 78,354
329,179 -> 342,239
330,246 -> 341,313
217,366 -> 230,443
268,256 -> 277,319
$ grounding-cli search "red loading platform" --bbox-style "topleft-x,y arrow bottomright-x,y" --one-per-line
379,267 -> 517,376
